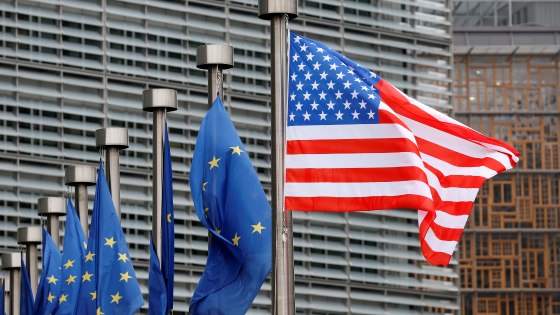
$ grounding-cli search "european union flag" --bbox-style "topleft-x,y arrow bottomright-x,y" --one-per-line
55,198 -> 87,315
34,228 -> 62,315
21,257 -> 34,315
189,97 -> 272,315
148,234 -> 166,315
76,161 -> 144,315
161,124 -> 174,315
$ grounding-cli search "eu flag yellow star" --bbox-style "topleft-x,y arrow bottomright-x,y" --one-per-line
104,237 -> 117,248
47,292 -> 56,303
214,227 -> 221,234
63,259 -> 75,269
47,275 -> 58,284
120,271 -> 132,282
232,233 -> 241,246
82,271 -> 93,282
111,291 -> 123,304
203,182 -> 208,191
251,222 -> 266,234
208,156 -> 221,169
85,251 -> 95,262
90,291 -> 97,300
167,214 -> 172,222
65,274 -> 76,285
97,307 -> 104,315
117,253 -> 129,263
204,208 -> 209,219
59,294 -> 68,303
230,146 -> 243,155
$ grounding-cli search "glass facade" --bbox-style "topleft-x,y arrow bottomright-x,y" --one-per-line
0,0 -> 456,314
453,1 -> 560,27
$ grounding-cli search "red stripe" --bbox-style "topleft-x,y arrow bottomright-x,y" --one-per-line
429,222 -> 464,242
423,162 -> 488,189
378,109 -> 411,132
420,239 -> 452,266
286,167 -> 428,183
286,195 -> 434,213
417,138 -> 506,173
287,138 -> 420,155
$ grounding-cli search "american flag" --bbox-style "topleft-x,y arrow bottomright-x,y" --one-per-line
286,32 -> 519,266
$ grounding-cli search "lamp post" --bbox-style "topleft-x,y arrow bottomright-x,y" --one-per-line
2,253 -> 20,315
95,127 -> 129,219
142,89 -> 177,265
37,197 -> 66,248
64,165 -> 96,238
258,0 -> 298,314
16,227 -> 42,297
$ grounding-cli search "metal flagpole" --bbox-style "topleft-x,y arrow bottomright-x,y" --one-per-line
142,89 -> 177,265
196,44 -> 234,248
37,197 -> 67,248
16,227 -> 41,297
64,165 -> 97,238
4,277 -> 10,315
2,253 -> 20,315
95,127 -> 129,220
258,1 -> 297,314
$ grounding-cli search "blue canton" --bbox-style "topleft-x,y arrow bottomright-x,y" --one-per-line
289,31 -> 382,126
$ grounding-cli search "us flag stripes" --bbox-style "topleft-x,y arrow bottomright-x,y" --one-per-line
287,32 -> 519,266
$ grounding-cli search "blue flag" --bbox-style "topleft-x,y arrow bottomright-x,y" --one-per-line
189,97 -> 272,315
34,228 -> 62,315
161,124 -> 174,314
76,161 -> 144,315
21,257 -> 34,315
55,198 -> 87,315
0,279 -> 5,315
148,234 -> 166,315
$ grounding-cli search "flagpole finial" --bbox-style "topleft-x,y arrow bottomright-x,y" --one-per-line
38,197 -> 67,248
65,165 -> 97,238
196,44 -> 234,107
258,0 -> 297,20
142,89 -> 178,112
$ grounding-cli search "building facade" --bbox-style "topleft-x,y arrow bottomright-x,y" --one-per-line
453,2 -> 560,315
0,0 -> 457,314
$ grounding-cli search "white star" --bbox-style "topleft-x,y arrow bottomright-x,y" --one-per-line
351,110 -> 360,119
335,90 -> 343,99
313,61 -> 321,70
335,110 -> 344,120
296,82 -> 303,90
367,110 -> 375,119
343,100 -> 351,109
371,85 -> 376,90
295,102 -> 303,110
298,62 -> 305,71
327,80 -> 335,89
330,63 -> 339,70
300,43 -> 308,52
319,91 -> 327,100
311,81 -> 319,90
370,71 -> 377,77
368,94 -> 376,100
289,112 -> 295,121
291,73 -> 297,81
292,54 -> 299,62
323,55 -> 332,62
361,85 -> 369,91
351,90 -> 359,99
303,111 -> 311,121
310,101 -> 319,110
317,47 -> 325,53
294,36 -> 301,43
343,80 -> 351,89
306,52 -> 315,61
304,71 -> 312,80
319,111 -> 327,120
348,68 -> 355,74
290,93 -> 296,101
359,100 -> 367,109
319,71 -> 328,80
354,78 -> 361,83
326,101 -> 335,110
303,92 -> 311,100
337,71 -> 345,79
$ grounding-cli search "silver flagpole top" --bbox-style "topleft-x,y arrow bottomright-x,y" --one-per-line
142,89 -> 178,112
37,197 -> 67,216
95,128 -> 129,149
1,253 -> 21,269
258,0 -> 298,19
16,227 -> 42,244
196,45 -> 234,70
64,165 -> 97,186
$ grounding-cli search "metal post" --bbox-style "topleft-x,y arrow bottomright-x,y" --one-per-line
4,277 -> 10,315
196,44 -> 234,248
64,165 -> 97,238
37,197 -> 67,248
258,1 -> 297,314
2,253 -> 20,315
16,227 -> 41,297
95,128 -> 129,219
142,89 -> 177,265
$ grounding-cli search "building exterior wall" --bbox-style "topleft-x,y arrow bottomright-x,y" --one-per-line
0,0 -> 456,314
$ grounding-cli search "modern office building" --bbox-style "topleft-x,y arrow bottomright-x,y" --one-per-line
0,0 -> 458,314
453,1 -> 560,315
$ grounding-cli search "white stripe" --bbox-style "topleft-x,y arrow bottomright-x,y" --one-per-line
434,210 -> 469,229
418,210 -> 429,227
423,228 -> 457,255
398,114 -> 513,169
285,181 -> 432,199
285,152 -> 424,169
421,153 -> 498,178
423,167 -> 480,202
286,122 -> 416,144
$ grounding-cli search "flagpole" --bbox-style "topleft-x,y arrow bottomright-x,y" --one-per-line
142,89 -> 177,265
95,128 -> 129,220
16,227 -> 41,297
37,197 -> 67,248
64,165 -> 97,238
2,253 -> 20,315
4,278 -> 10,315
258,1 -> 297,314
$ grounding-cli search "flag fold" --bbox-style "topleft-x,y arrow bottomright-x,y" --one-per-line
21,257 -> 34,315
34,227 -> 62,315
161,124 -> 174,315
148,234 -> 166,315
